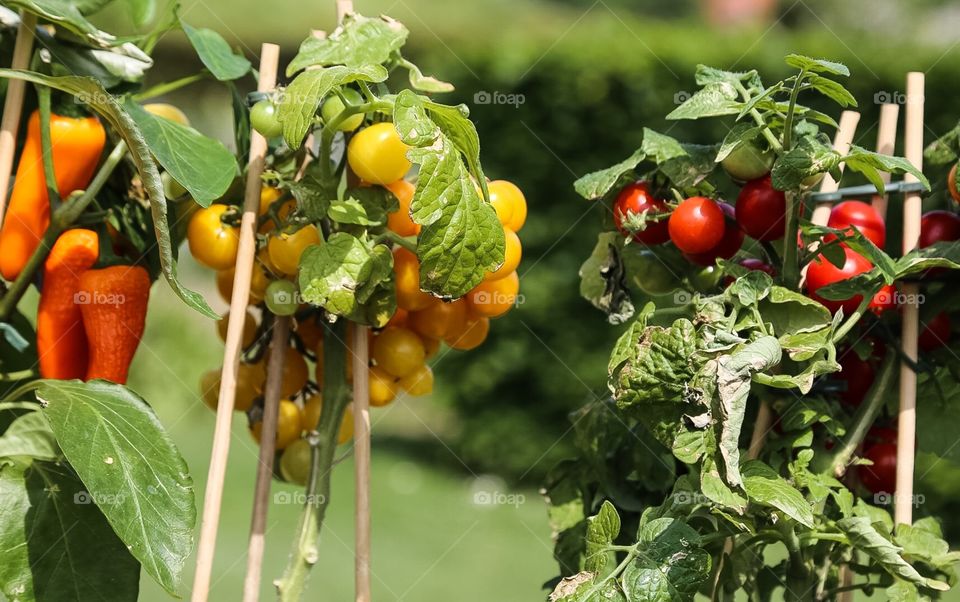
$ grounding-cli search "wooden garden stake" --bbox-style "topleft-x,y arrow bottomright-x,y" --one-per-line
0,11 -> 37,224
191,43 -> 280,602
749,112 -> 862,454
871,103 -> 900,220
243,316 -> 291,602
895,72 -> 924,526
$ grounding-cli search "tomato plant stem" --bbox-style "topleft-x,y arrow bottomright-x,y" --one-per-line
0,140 -> 126,321
828,350 -> 897,477
36,85 -> 61,211
379,230 -> 416,253
781,191 -> 800,287
275,319 -> 352,600
781,70 -> 806,153
133,73 -> 206,102
733,80 -> 783,154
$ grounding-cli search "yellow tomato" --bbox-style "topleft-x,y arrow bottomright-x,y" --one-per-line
445,317 -> 489,350
347,122 -> 412,185
144,103 -> 190,126
385,179 -> 420,237
235,362 -> 264,412
468,271 -> 519,318
267,225 -> 321,276
199,369 -> 220,410
422,336 -> 440,359
217,310 -> 258,348
251,399 -> 303,450
398,364 -> 433,396
259,186 -> 282,214
485,227 -> 521,281
303,394 -> 353,444
188,204 -> 239,270
372,327 -> 426,378
369,366 -> 398,407
393,247 -> 433,311
409,298 -> 468,341
295,317 -> 323,349
488,180 -> 526,232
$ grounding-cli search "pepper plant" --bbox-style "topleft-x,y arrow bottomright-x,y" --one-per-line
548,56 -> 960,601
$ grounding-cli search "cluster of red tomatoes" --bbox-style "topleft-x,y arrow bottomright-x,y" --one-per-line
188,113 -> 526,484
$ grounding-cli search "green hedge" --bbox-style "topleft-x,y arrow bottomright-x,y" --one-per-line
405,19 -> 960,484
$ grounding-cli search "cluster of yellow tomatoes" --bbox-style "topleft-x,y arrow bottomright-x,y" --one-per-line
188,116 -> 526,484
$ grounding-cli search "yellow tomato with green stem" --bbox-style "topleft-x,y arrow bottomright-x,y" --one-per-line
188,204 -> 239,270
347,122 -> 411,185
267,225 -> 321,276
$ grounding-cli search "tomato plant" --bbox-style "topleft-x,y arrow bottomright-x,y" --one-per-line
565,56 -> 959,602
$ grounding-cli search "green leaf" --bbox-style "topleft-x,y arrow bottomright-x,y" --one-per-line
4,0 -> 118,47
394,91 -> 504,297
0,70 -> 217,318
715,123 -> 762,162
672,429 -> 708,465
923,127 -> 958,165
579,233 -> 634,324
584,501 -> 620,573
694,65 -> 759,86
124,100 -> 236,206
666,82 -> 741,121
129,0 -> 155,26
549,572 -> 625,602
771,136 -> 842,190
641,129 -> 717,188
700,463 -> 747,513
715,337 -> 781,487
573,148 -> 646,200
286,14 -> 408,75
299,233 -> 375,316
181,21 -> 251,81
0,460 -> 140,601
844,145 -> 930,193
328,187 -> 395,226
838,517 -> 949,591
278,64 -> 388,148
285,161 -> 337,221
741,460 -> 814,527
785,54 -> 850,76
760,286 -> 832,337
806,75 -> 857,107
0,411 -> 58,461
621,517 -> 711,602
893,243 -> 960,278
400,59 -> 454,93
37,380 -> 195,596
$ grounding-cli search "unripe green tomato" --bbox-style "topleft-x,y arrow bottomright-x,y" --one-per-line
321,88 -> 364,132
265,280 -> 299,316
161,171 -> 189,201
279,438 -> 311,485
621,246 -> 679,296
688,265 -> 722,293
721,138 -> 775,182
250,100 -> 283,138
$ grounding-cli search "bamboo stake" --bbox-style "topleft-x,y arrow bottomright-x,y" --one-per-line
353,324 -> 371,602
871,104 -> 900,220
243,316 -> 291,602
750,112 -> 862,454
0,12 -> 37,225
895,72 -> 924,526
191,43 -> 280,602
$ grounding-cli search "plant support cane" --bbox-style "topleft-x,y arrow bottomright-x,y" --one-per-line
895,72 -> 924,526
871,103 -> 900,220
0,11 -> 36,225
243,316 -> 291,602
192,43 -> 280,602
749,112 -> 861,453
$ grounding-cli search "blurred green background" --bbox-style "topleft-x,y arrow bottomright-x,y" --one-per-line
88,0 -> 960,598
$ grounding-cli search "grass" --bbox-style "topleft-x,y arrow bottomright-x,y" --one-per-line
129,258 -> 556,601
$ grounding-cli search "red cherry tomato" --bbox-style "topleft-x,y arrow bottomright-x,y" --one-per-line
868,284 -> 897,315
837,350 -> 875,406
613,182 -> 670,245
735,176 -> 786,241
866,426 -> 897,446
684,202 -> 744,266
805,247 -> 873,315
827,200 -> 886,248
919,210 -> 960,248
668,196 -> 725,254
919,312 -> 952,352
858,442 -> 897,494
